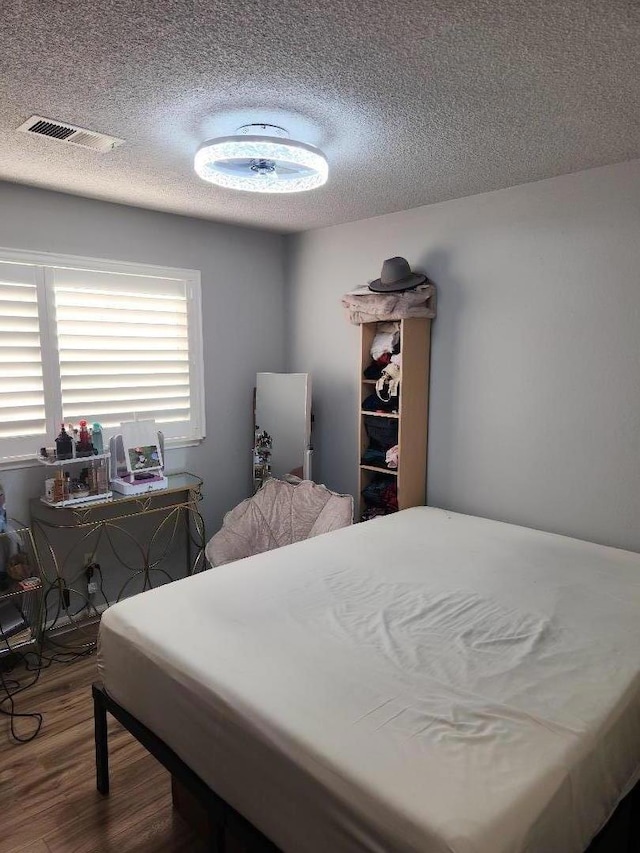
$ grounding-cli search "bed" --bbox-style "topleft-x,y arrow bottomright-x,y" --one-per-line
95,507 -> 640,852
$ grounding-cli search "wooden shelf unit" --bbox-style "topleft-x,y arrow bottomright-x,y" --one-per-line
358,317 -> 431,519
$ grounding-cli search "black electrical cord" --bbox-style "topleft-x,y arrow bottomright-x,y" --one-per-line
0,658 -> 43,743
0,623 -> 45,743
0,626 -> 95,743
0,520 -> 101,743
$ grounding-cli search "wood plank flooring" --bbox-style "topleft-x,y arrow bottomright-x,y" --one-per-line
0,648 -> 206,853
1,639 -> 636,853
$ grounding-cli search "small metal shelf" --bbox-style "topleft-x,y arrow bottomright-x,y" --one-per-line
0,522 -> 43,656
39,491 -> 113,509
36,452 -> 111,467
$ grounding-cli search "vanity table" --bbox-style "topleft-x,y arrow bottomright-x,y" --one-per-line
29,472 -> 206,645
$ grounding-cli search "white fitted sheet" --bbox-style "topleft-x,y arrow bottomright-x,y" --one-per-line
98,507 -> 640,853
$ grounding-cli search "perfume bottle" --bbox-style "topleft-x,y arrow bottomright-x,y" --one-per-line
55,423 -> 73,460
53,470 -> 65,502
96,458 -> 108,493
91,423 -> 104,455
76,419 -> 93,457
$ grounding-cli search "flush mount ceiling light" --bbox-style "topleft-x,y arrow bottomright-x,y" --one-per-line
194,124 -> 328,194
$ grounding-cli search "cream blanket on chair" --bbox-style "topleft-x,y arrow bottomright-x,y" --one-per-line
206,479 -> 354,567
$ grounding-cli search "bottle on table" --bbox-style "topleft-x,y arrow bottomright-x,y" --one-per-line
91,423 -> 104,455
55,423 -> 73,461
76,419 -> 93,458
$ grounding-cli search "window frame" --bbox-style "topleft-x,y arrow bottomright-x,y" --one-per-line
0,247 -> 205,469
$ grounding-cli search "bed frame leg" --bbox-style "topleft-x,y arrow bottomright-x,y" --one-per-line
629,779 -> 640,852
172,775 -> 226,851
93,683 -> 110,795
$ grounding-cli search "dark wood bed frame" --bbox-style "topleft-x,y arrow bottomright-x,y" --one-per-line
92,681 -> 640,852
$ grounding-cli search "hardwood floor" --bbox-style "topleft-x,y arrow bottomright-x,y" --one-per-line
0,648 -> 206,853
2,640 -> 637,853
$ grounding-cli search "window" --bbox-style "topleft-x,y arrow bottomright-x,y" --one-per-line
0,249 -> 205,464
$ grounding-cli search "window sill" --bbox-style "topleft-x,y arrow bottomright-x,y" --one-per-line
0,437 -> 204,471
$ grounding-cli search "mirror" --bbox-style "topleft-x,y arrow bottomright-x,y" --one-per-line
254,373 -> 312,489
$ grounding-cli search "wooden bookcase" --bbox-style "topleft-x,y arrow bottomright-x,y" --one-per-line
358,317 -> 432,519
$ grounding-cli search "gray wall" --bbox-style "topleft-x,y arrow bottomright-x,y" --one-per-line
4,159 -> 640,556
0,181 -> 286,534
286,159 -> 640,552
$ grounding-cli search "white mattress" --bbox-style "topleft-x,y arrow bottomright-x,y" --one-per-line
98,507 -> 640,853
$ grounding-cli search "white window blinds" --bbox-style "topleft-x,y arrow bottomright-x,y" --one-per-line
0,252 -> 204,463
0,262 -> 48,458
52,267 -> 199,442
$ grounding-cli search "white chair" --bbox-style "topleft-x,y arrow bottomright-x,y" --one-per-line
205,479 -> 353,567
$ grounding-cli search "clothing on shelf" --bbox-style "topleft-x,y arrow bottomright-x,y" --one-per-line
361,448 -> 387,467
357,315 -> 432,521
364,353 -> 391,380
385,445 -> 399,469
376,362 -> 400,403
361,474 -> 398,513
363,415 -> 398,452
361,445 -> 398,471
362,393 -> 398,414
360,505 -> 391,522
342,282 -> 436,325
370,322 -> 400,361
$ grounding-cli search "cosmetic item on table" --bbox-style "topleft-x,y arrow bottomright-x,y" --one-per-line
44,478 -> 56,501
76,419 -> 93,457
96,458 -> 109,493
55,424 -> 73,460
52,471 -> 65,502
87,465 -> 98,494
91,423 -> 104,455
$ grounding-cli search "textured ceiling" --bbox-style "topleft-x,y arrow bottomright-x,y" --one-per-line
1,0 -> 639,232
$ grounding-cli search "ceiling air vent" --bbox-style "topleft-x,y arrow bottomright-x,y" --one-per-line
17,115 -> 124,153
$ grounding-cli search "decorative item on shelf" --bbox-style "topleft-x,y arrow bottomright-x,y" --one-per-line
0,558 -> 42,655
376,361 -> 400,403
37,449 -> 112,508
7,551 -> 32,582
0,482 -> 6,536
53,471 -> 63,503
54,422 -> 73,460
368,257 -> 427,293
341,257 -> 436,326
109,420 -> 168,495
75,419 -> 93,457
253,428 -> 273,492
91,422 -> 104,455
0,485 -> 35,594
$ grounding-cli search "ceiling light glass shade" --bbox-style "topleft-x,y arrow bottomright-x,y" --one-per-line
194,135 -> 328,194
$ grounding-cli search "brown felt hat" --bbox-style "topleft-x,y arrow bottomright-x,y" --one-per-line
368,256 -> 427,293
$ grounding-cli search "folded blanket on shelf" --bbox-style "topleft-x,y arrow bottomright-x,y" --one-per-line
342,283 -> 436,325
